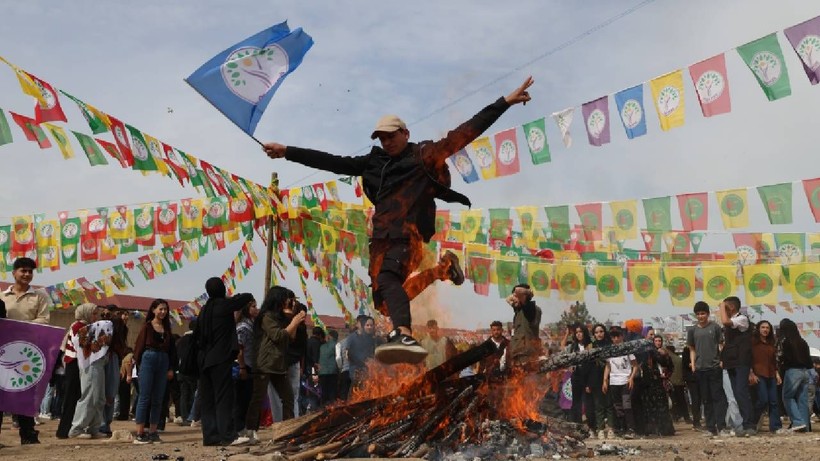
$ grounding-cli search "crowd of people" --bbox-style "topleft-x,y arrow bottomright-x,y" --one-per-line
554,297 -> 820,440
2,256 -> 819,450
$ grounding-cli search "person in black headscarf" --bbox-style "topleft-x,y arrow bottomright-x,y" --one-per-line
195,277 -> 253,446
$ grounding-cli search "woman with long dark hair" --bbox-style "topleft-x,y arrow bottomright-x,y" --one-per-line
751,320 -> 781,433
243,286 -> 305,441
777,318 -> 812,432
589,324 -> 613,439
132,299 -> 176,444
565,324 -> 594,429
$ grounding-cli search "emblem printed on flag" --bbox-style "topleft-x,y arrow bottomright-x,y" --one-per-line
185,21 -> 314,136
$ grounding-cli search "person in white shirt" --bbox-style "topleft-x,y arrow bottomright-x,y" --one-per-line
602,327 -> 638,439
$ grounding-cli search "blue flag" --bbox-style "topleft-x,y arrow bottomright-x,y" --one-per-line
614,84 -> 647,139
448,149 -> 480,183
186,21 -> 314,136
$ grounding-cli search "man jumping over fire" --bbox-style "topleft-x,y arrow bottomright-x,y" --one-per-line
263,76 -> 534,365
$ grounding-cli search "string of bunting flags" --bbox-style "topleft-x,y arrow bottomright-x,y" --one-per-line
0,57 -> 280,212
444,15 -> 820,183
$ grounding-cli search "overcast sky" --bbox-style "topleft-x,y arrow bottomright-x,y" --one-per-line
1,1 -> 818,346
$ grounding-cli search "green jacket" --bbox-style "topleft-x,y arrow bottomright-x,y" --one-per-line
253,313 -> 290,374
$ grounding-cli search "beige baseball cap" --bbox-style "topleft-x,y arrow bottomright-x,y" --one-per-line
370,114 -> 407,139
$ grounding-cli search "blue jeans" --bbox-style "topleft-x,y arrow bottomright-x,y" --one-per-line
754,375 -> 781,431
727,366 -> 754,430
782,368 -> 809,428
100,353 -> 120,433
135,350 -> 170,426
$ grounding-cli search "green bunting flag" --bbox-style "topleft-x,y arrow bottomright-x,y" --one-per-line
71,130 -> 108,166
0,108 -> 13,146
757,182 -> 793,224
495,258 -> 521,298
125,124 -> 159,171
545,205 -> 570,243
522,117 -> 551,164
737,33 -> 792,101
643,196 -> 672,232
60,90 -> 110,134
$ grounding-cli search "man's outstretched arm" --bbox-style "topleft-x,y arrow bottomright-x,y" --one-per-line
263,142 -> 368,176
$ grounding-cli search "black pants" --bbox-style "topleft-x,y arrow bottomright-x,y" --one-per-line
178,374 -> 197,422
338,370 -> 352,401
685,379 -> 702,426
233,371 -> 254,432
245,372 -> 294,431
116,378 -> 131,420
608,384 -> 636,433
0,414 -> 37,442
369,238 -> 422,329
56,360 -> 81,438
570,376 -> 595,428
670,384 -> 691,421
696,368 -> 727,432
319,374 -> 339,405
198,361 -> 237,445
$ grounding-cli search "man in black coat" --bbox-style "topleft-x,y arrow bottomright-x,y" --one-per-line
262,77 -> 534,365
195,277 -> 253,446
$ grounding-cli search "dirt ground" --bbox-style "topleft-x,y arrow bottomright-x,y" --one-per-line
0,417 -> 818,461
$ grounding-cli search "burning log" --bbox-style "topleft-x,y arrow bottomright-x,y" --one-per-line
248,338 -> 651,460
538,339 -> 653,373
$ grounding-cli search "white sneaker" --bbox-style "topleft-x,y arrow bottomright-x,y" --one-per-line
38,413 -> 51,420
775,428 -> 790,435
190,420 -> 201,428
34,417 -> 43,425
790,424 -> 807,433
607,429 -> 615,439
597,430 -> 606,440
75,433 -> 93,439
230,436 -> 250,446
173,416 -> 183,424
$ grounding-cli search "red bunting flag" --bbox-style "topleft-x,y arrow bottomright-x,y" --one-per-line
676,192 -> 709,231
21,71 -> 68,123
803,177 -> 820,222
493,128 -> 520,177
9,111 -> 51,149
106,115 -> 134,166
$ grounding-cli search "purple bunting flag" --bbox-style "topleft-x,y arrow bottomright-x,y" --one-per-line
581,96 -> 610,147
784,15 -> 820,85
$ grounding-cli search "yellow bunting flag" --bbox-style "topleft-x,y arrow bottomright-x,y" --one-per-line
469,136 -> 496,180
609,199 -> 638,240
555,261 -> 585,301
701,262 -> 739,305
742,263 -> 781,305
596,264 -> 624,303
526,260 -> 553,299
787,262 -> 820,304
460,209 -> 483,243
42,123 -> 75,159
4,60 -> 49,107
629,263 -> 661,304
715,189 -> 750,229
665,265 -> 696,307
649,70 -> 686,131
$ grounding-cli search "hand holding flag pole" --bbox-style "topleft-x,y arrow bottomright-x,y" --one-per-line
185,21 -> 314,145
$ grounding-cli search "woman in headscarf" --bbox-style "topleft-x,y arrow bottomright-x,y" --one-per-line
56,303 -> 98,439
68,310 -> 113,438
132,299 -> 176,444
637,335 -> 675,436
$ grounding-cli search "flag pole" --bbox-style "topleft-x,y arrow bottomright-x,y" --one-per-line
263,171 -> 279,296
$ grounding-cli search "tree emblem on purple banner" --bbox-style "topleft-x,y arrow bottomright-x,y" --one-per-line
748,273 -> 774,298
794,272 -> 820,299
696,70 -> 725,103
668,276 -> 692,301
222,46 -> 289,104
657,86 -> 681,116
750,51 -> 783,86
620,99 -> 642,129
720,194 -> 745,217
797,35 -> 820,71
0,342 -> 46,391
586,109 -> 606,138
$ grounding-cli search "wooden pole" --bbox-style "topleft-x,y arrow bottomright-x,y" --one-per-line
263,172 -> 279,297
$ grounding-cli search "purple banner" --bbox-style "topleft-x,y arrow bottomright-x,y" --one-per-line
581,96 -> 610,147
0,319 -> 65,416
784,15 -> 820,85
